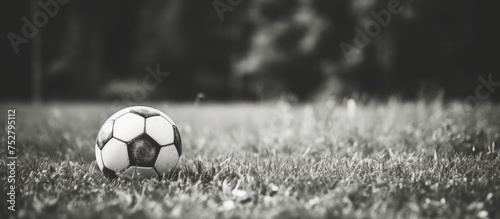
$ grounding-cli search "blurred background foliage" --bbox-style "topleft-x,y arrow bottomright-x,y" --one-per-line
1,0 -> 499,102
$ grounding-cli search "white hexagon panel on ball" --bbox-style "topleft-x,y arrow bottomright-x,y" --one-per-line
155,145 -> 179,176
101,138 -> 130,172
113,113 -> 145,142
145,116 -> 175,146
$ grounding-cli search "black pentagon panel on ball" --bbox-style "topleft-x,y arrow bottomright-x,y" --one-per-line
173,125 -> 182,156
127,134 -> 161,167
129,106 -> 161,118
96,120 -> 114,149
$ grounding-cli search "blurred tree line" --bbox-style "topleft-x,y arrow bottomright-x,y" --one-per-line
1,0 -> 499,101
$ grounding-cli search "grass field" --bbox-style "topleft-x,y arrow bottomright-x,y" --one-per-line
1,100 -> 500,219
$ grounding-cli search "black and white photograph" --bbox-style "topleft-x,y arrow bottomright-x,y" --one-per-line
1,0 -> 499,218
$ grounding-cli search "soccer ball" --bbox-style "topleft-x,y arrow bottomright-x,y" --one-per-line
95,106 -> 182,178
